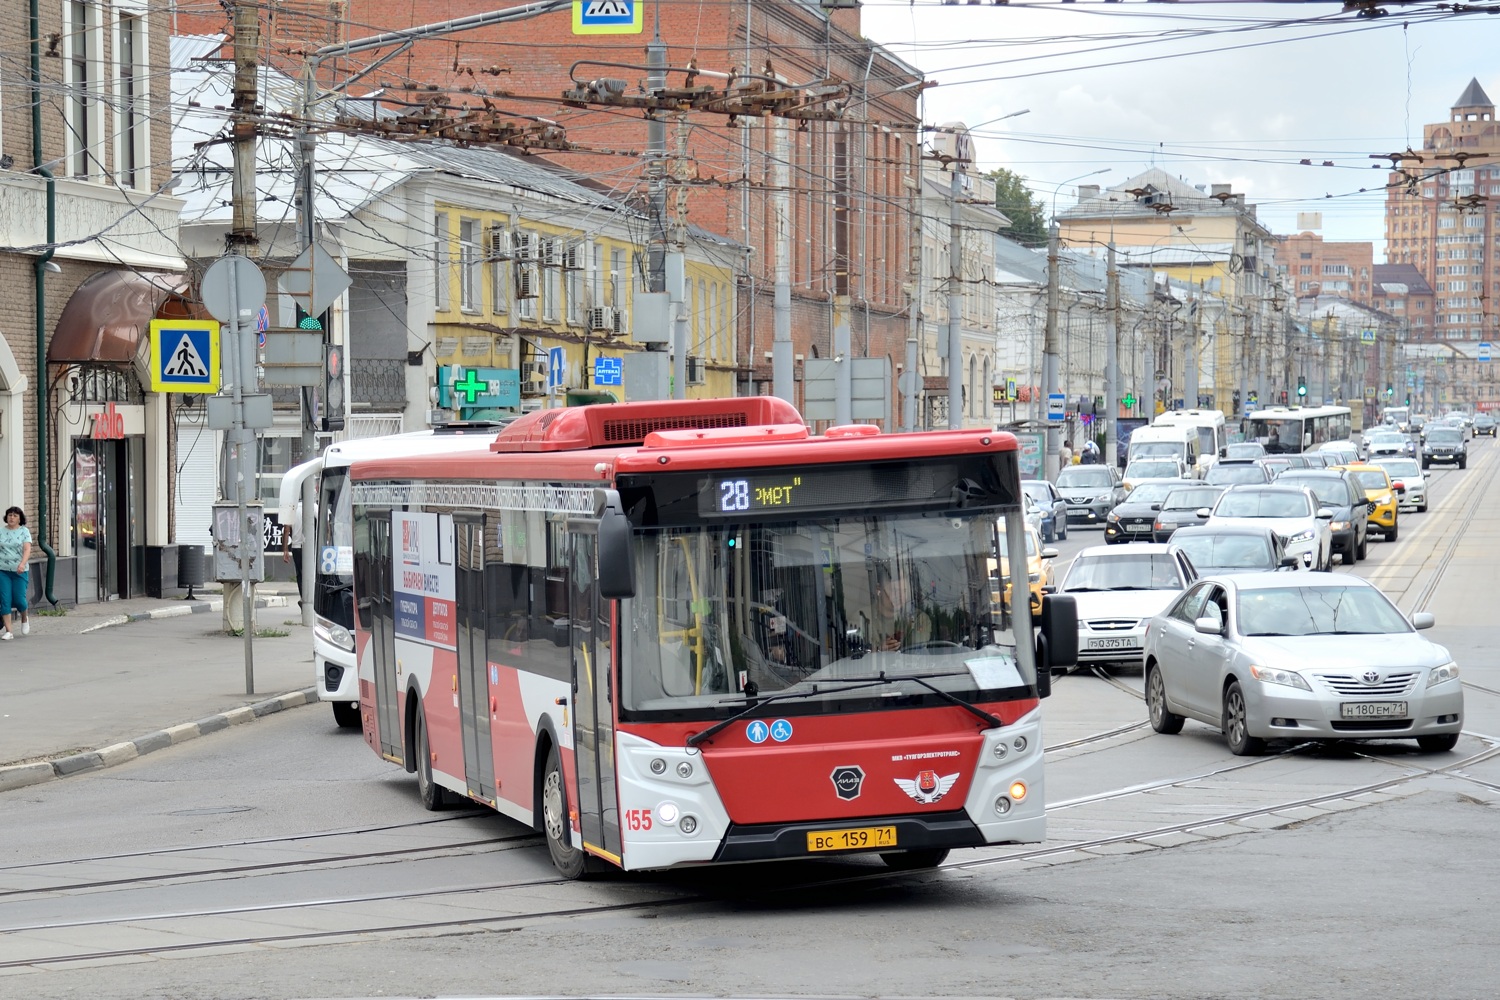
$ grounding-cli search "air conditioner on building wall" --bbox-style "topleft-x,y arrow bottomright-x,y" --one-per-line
687,356 -> 706,385
515,264 -> 539,299
485,225 -> 512,260
540,239 -> 559,267
562,242 -> 585,271
588,306 -> 616,332
520,362 -> 547,395
512,231 -> 536,261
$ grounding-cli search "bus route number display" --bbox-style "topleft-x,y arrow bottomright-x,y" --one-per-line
710,475 -> 802,514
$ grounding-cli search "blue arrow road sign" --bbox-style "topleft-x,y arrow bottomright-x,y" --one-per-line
547,346 -> 565,391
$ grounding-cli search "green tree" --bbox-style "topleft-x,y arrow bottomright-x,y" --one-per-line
987,167 -> 1047,248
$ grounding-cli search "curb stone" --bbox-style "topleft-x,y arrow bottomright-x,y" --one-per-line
0,686 -> 319,793
78,595 -> 291,634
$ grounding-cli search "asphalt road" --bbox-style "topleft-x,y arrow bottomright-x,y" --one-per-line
1,442 -> 1497,1000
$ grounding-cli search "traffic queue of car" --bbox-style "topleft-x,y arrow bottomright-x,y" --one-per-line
1036,415 -> 1471,759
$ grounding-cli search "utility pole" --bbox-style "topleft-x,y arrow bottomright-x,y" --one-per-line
1186,281 -> 1202,409
946,145 -> 965,429
772,118 -> 793,404
228,2 -> 260,256
1042,220 -> 1062,480
1104,241 -> 1119,467
903,131 -> 922,432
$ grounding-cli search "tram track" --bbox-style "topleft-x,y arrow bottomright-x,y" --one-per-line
5,732 -> 1499,971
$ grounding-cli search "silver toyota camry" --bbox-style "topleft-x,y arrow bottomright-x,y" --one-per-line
1143,573 -> 1463,755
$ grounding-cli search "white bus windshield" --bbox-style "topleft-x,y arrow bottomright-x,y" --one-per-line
622,509 -> 1037,716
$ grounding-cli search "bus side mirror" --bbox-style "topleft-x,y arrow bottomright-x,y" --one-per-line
1036,593 -> 1077,688
594,489 -> 636,600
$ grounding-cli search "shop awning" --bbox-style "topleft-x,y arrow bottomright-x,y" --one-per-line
46,270 -> 199,364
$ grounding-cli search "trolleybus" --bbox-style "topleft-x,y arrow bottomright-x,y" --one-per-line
348,397 -> 1076,876
279,424 -> 505,728
1244,404 -> 1353,455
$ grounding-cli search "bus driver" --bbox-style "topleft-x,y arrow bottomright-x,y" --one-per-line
868,568 -> 933,651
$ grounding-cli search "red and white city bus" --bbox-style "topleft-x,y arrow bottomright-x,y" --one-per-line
349,397 -> 1076,876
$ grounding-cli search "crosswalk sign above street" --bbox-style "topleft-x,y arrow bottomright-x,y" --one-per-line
573,0 -> 641,34
148,319 -> 220,394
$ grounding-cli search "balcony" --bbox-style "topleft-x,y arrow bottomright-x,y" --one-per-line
352,357 -> 408,410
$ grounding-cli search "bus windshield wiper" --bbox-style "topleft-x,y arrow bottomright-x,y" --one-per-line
686,670 -> 1002,747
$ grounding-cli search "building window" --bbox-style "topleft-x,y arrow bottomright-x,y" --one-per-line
65,0 -> 103,180
459,218 -> 480,312
433,213 -> 450,311
115,12 -> 147,189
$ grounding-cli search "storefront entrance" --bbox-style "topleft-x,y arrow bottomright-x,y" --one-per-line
72,436 -> 146,603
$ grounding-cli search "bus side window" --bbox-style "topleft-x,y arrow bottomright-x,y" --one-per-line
352,504 -> 373,630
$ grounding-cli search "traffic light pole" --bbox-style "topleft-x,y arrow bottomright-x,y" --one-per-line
1104,242 -> 1119,469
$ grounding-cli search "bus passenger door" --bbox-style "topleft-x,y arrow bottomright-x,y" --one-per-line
455,517 -> 495,800
568,526 -> 621,861
368,514 -> 401,758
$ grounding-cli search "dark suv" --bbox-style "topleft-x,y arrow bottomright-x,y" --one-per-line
1056,464 -> 1127,527
1277,469 -> 1370,564
1422,426 -> 1467,469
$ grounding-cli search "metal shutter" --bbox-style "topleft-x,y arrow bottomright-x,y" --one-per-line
174,416 -> 222,550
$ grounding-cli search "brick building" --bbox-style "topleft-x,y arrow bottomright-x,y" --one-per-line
1383,78 -> 1500,343
1277,232 -> 1374,304
1371,263 -> 1436,342
1,1 -> 186,605
172,0 -> 923,422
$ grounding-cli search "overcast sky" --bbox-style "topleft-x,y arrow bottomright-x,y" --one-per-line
860,0 -> 1499,257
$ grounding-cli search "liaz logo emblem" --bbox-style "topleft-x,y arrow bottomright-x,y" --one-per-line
895,770 -> 960,805
830,765 -> 865,800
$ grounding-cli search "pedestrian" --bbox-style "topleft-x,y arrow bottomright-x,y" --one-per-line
1059,439 -> 1074,468
0,506 -> 33,639
281,500 -> 304,606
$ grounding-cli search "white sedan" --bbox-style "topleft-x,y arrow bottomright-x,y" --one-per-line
1369,457 -> 1428,513
1143,574 -> 1463,755
1057,543 -> 1197,667
1202,485 -> 1334,571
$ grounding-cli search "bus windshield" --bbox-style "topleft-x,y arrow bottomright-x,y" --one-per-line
315,467 -> 355,626
622,509 -> 1036,717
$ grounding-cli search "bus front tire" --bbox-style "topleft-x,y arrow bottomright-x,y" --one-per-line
332,700 -> 360,729
542,745 -> 588,879
414,706 -> 451,811
881,849 -> 949,871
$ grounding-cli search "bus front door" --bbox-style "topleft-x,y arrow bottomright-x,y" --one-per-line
456,517 -> 495,800
368,513 -> 401,759
568,527 -> 621,863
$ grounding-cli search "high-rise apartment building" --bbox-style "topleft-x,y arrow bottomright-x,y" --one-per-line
1383,78 -> 1500,343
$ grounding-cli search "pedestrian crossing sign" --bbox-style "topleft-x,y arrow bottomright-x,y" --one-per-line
148,319 -> 220,394
573,0 -> 641,34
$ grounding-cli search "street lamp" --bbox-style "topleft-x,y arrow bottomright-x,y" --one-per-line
1050,168 -> 1111,223
1041,167 -> 1110,479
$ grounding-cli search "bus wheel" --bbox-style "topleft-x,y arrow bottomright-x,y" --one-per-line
332,700 -> 360,730
414,706 -> 449,812
542,745 -> 588,879
881,849 -> 949,871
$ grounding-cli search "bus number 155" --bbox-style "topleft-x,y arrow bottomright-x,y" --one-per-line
625,808 -> 653,831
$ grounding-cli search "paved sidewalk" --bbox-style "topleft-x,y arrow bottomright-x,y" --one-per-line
0,582 -> 321,793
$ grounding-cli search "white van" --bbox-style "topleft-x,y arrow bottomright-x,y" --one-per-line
1153,408 -> 1226,473
1126,425 -> 1199,477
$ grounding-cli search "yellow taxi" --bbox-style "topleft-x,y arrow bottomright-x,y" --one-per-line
994,521 -> 1056,617
1335,463 -> 1400,541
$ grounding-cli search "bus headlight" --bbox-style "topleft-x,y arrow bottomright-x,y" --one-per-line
314,621 -> 355,651
656,801 -> 680,825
